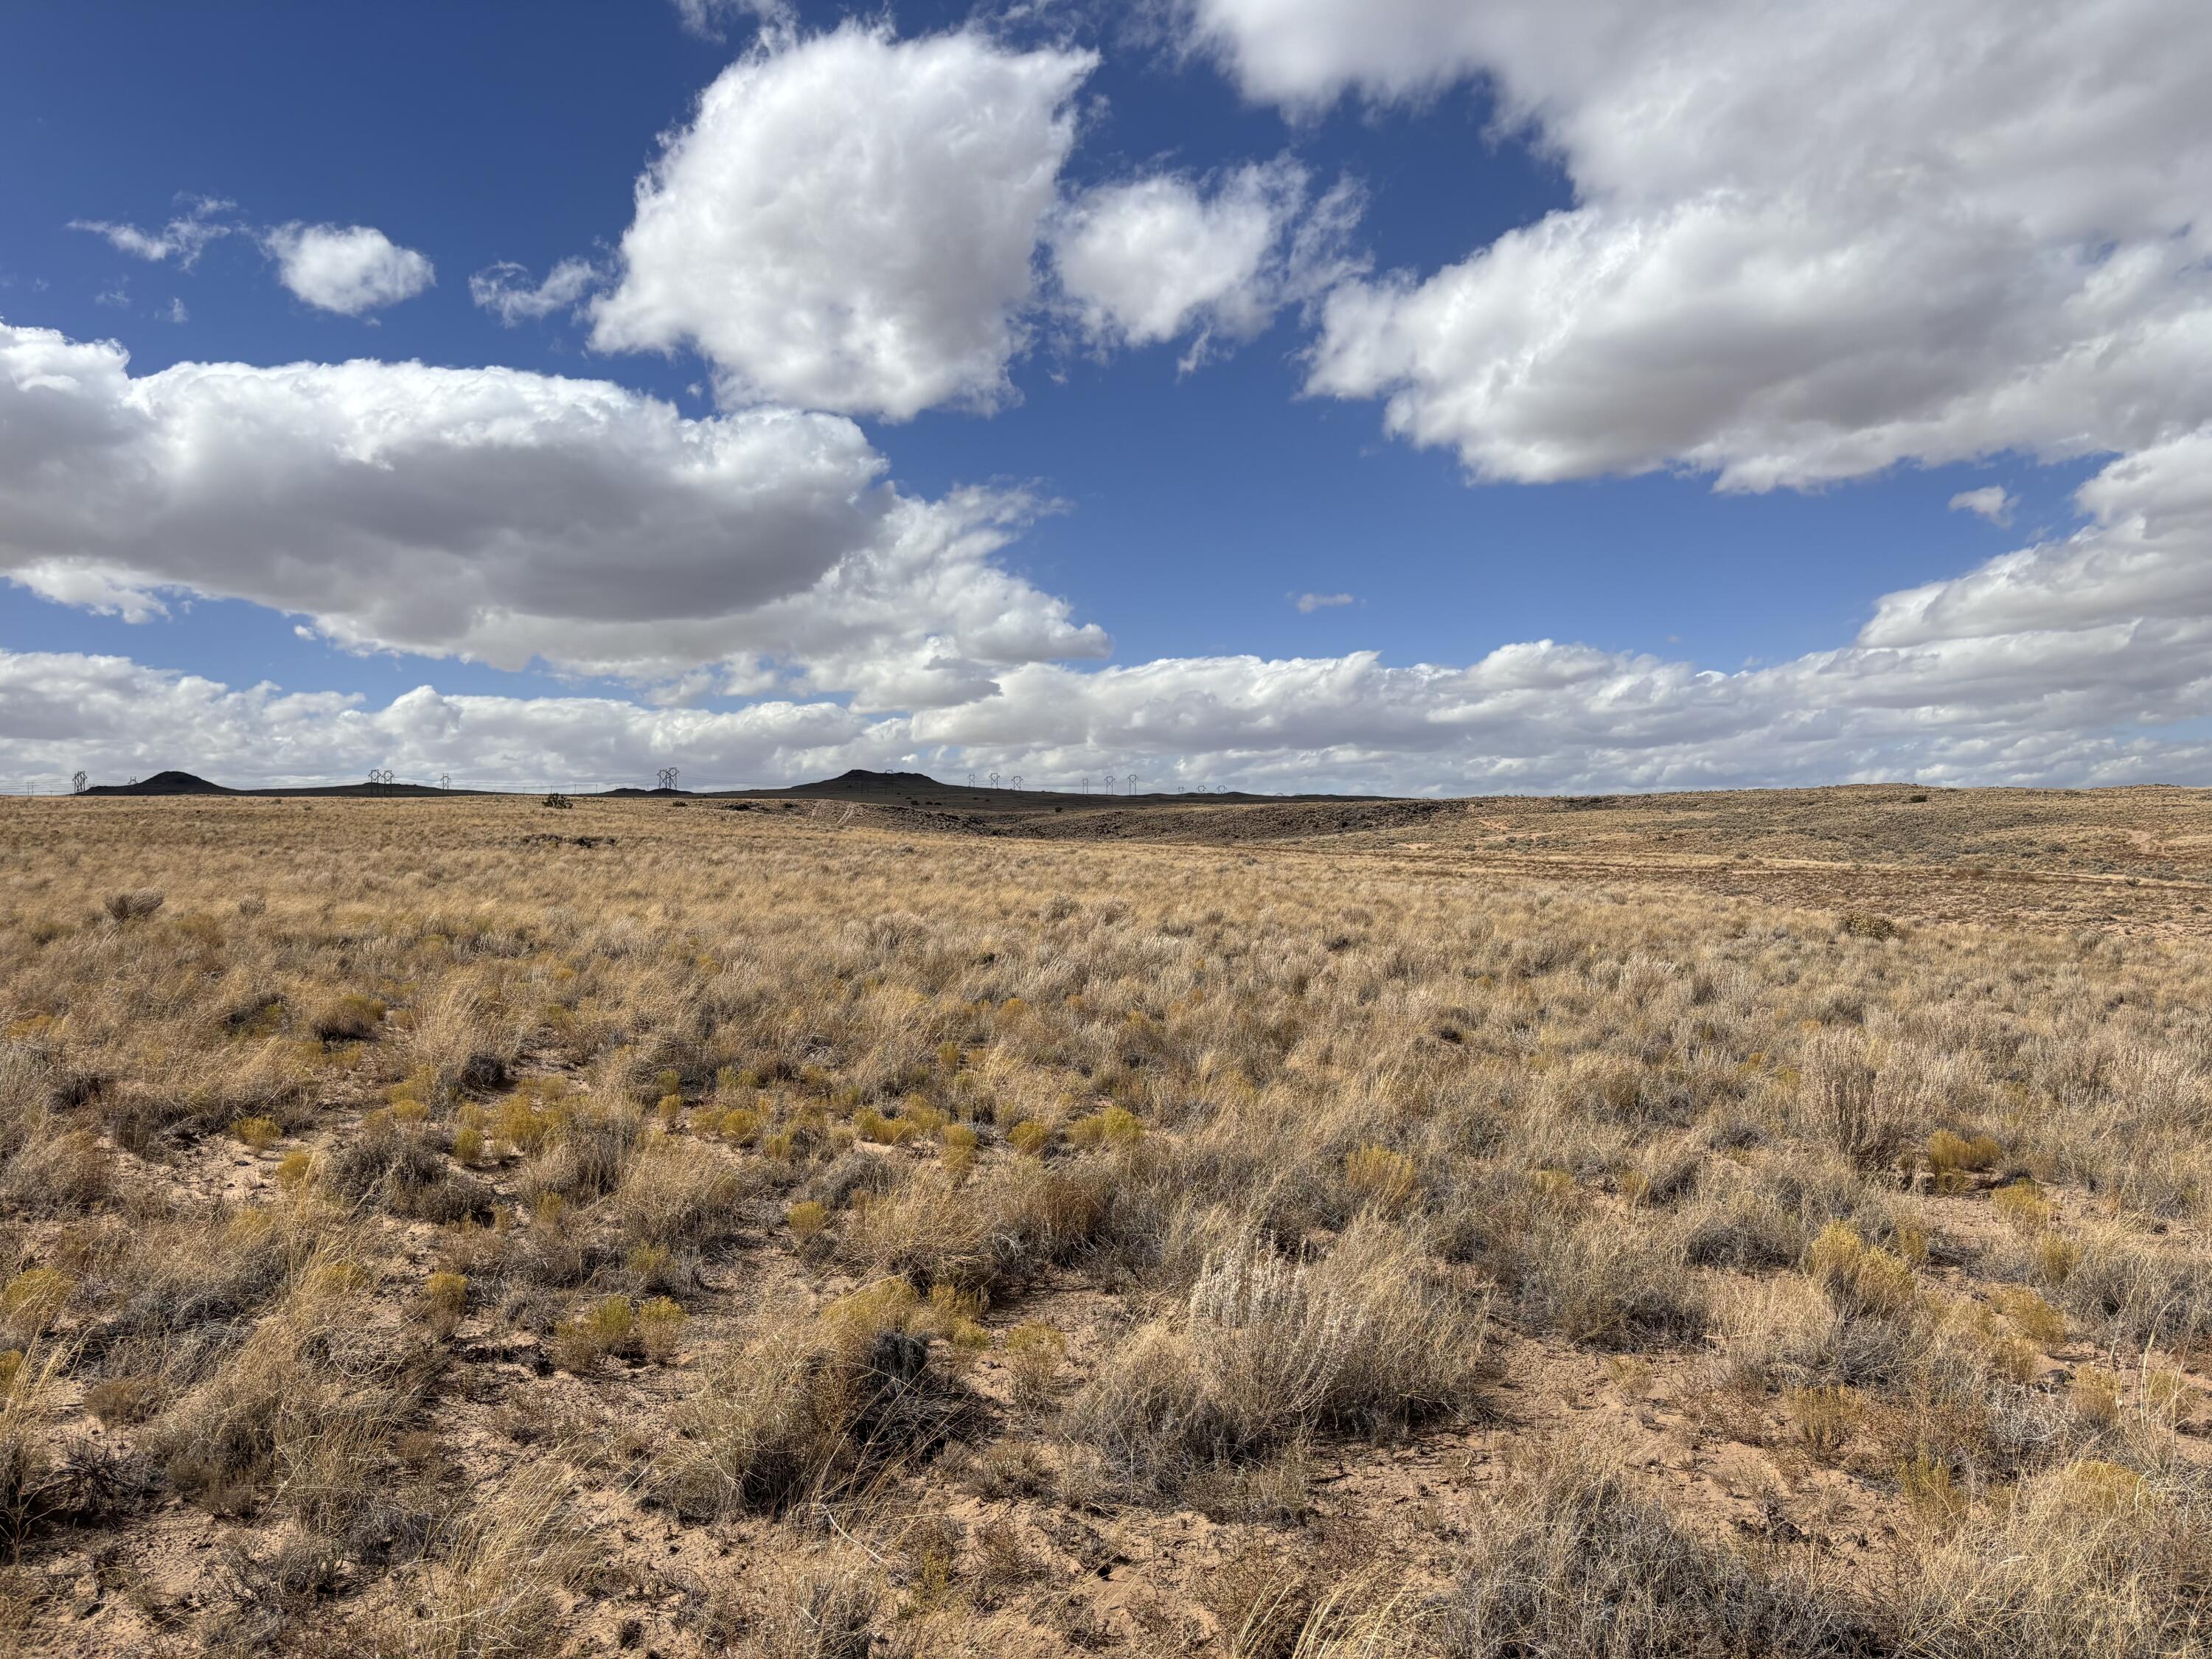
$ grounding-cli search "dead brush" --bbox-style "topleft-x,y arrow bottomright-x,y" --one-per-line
423,1270 -> 469,1338
694,1545 -> 883,1659
1993,1178 -> 2055,1231
836,1169 -> 993,1290
510,1192 -> 588,1287
140,1246 -> 435,1530
307,992 -> 386,1043
838,1157 -> 1114,1303
1433,1440 -> 1875,1656
1342,1144 -> 1418,1213
1993,1286 -> 2067,1349
550,1295 -> 636,1371
970,1512 -> 1045,1604
373,1467 -> 592,1659
324,1115 -> 487,1223
1205,1535 -> 1326,1659
638,1296 -> 688,1361
102,889 -> 164,923
1680,1178 -> 1806,1270
611,1135 -> 750,1246
1892,1456 -> 2212,1655
1708,1273 -> 1845,1397
652,1280 -> 975,1520
405,980 -> 520,1104
515,1102 -> 643,1204
1785,1384 -> 1864,1459
1002,1321 -> 1066,1411
0,1343 -> 69,1551
0,1124 -> 112,1217
204,1526 -> 348,1646
1065,1217 -> 1487,1496
1066,1105 -> 1144,1150
1929,1129 -> 2006,1193
0,1268 -> 71,1349
1509,1207 -> 1708,1349
1808,1222 -> 1917,1318
1800,1030 -> 1906,1173
2050,1221 -> 2212,1349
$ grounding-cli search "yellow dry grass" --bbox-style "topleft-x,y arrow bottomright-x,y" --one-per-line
1,790 -> 2211,1655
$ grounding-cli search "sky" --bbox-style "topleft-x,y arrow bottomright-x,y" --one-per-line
2,0 -> 2209,795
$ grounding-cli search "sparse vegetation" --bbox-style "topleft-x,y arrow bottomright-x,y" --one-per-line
4,786 -> 2212,1652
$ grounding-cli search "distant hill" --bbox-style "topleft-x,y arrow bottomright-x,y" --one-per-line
724,768 -> 1371,812
84,771 -> 232,796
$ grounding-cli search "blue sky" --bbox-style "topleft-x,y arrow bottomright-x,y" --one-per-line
1,0 -> 2206,793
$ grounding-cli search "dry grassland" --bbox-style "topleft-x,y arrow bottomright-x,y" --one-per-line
3,789 -> 2212,1655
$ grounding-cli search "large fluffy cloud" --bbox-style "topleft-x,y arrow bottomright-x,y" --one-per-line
591,24 -> 1095,419
1194,0 -> 2212,490
0,322 -> 1105,694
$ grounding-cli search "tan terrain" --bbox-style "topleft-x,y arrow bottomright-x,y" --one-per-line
1,784 -> 2210,1655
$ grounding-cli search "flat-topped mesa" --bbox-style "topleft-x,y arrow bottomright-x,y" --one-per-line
782,769 -> 946,793
827,769 -> 941,786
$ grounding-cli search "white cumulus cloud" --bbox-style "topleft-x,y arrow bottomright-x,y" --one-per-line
591,24 -> 1095,420
0,322 -> 1105,695
1193,0 -> 2212,491
1053,160 -> 1318,359
265,223 -> 436,315
17,4 -> 2212,797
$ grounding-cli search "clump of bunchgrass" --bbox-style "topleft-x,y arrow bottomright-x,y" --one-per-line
1928,1129 -> 2004,1192
372,1469 -> 591,1659
653,1279 -> 973,1519
1808,1222 -> 1917,1318
1064,1217 -> 1487,1498
1343,1144 -> 1417,1212
102,889 -> 164,923
1993,1178 -> 2055,1231
639,1297 -> 688,1362
550,1295 -> 636,1372
1003,1321 -> 1066,1411
231,1115 -> 282,1152
1434,1441 -> 1871,1655
1785,1384 -> 1863,1459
